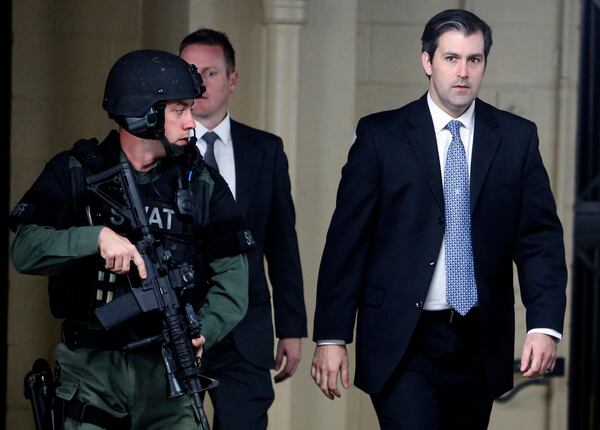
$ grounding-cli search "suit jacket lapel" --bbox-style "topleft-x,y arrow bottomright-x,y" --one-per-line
231,119 -> 262,217
470,100 -> 501,213
407,95 -> 444,210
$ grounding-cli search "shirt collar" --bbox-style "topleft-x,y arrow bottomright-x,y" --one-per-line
194,112 -> 231,145
427,92 -> 475,135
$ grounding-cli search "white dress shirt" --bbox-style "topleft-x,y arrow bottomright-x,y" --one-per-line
424,92 -> 475,311
193,113 -> 237,200
422,93 -> 560,340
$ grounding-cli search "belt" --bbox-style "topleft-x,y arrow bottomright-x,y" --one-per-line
61,320 -> 130,350
420,308 -> 479,324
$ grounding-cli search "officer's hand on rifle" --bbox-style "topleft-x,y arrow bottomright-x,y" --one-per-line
192,336 -> 206,359
98,226 -> 147,279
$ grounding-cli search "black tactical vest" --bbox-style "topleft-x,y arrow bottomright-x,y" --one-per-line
48,133 -> 209,328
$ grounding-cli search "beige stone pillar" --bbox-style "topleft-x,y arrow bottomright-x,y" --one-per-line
260,5 -> 307,428
292,1 -> 362,429
261,0 -> 307,189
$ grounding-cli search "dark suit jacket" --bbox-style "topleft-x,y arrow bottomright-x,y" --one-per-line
313,95 -> 567,398
228,119 -> 307,369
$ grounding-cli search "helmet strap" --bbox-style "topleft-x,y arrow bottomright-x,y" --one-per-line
160,135 -> 187,159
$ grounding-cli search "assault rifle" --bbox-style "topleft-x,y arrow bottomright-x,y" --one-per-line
86,161 -> 217,430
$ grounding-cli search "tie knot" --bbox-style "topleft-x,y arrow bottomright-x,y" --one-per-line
202,131 -> 219,146
445,120 -> 463,140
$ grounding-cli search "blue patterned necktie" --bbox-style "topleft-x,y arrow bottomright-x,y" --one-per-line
444,120 -> 477,316
202,131 -> 219,172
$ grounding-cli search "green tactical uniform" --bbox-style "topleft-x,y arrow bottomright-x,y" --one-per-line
10,130 -> 249,429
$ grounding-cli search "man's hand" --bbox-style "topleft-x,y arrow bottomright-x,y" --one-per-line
192,336 -> 206,359
273,338 -> 302,383
520,332 -> 558,378
98,227 -> 147,278
310,344 -> 349,399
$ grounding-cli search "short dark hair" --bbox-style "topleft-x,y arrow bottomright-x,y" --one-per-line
179,28 -> 236,73
421,9 -> 493,61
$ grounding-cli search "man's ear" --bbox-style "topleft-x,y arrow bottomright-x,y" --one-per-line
421,51 -> 432,77
228,69 -> 239,92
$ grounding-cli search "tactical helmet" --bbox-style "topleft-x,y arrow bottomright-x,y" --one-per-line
103,49 -> 204,139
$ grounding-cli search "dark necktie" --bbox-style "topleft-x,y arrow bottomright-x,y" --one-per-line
444,120 -> 477,316
202,131 -> 219,172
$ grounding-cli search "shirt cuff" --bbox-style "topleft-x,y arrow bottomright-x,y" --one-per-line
527,328 -> 562,342
316,339 -> 346,346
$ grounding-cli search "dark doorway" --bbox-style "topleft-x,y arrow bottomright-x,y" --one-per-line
569,1 -> 600,429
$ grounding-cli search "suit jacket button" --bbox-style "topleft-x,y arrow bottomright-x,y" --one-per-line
428,259 -> 435,266
415,301 -> 424,309
437,216 -> 445,225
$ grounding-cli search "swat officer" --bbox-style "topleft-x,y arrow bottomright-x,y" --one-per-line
10,50 -> 249,429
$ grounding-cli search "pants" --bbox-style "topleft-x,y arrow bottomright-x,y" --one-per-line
54,343 -> 204,429
371,309 -> 494,430
200,336 -> 274,430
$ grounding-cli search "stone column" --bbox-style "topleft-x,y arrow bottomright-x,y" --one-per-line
262,0 -> 308,189
287,1 -> 360,429
260,2 -> 307,429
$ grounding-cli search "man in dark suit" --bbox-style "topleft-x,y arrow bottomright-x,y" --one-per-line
311,9 -> 567,429
179,29 -> 307,429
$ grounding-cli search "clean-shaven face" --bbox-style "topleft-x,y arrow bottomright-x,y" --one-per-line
180,44 -> 238,128
163,99 -> 196,146
422,30 -> 486,118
